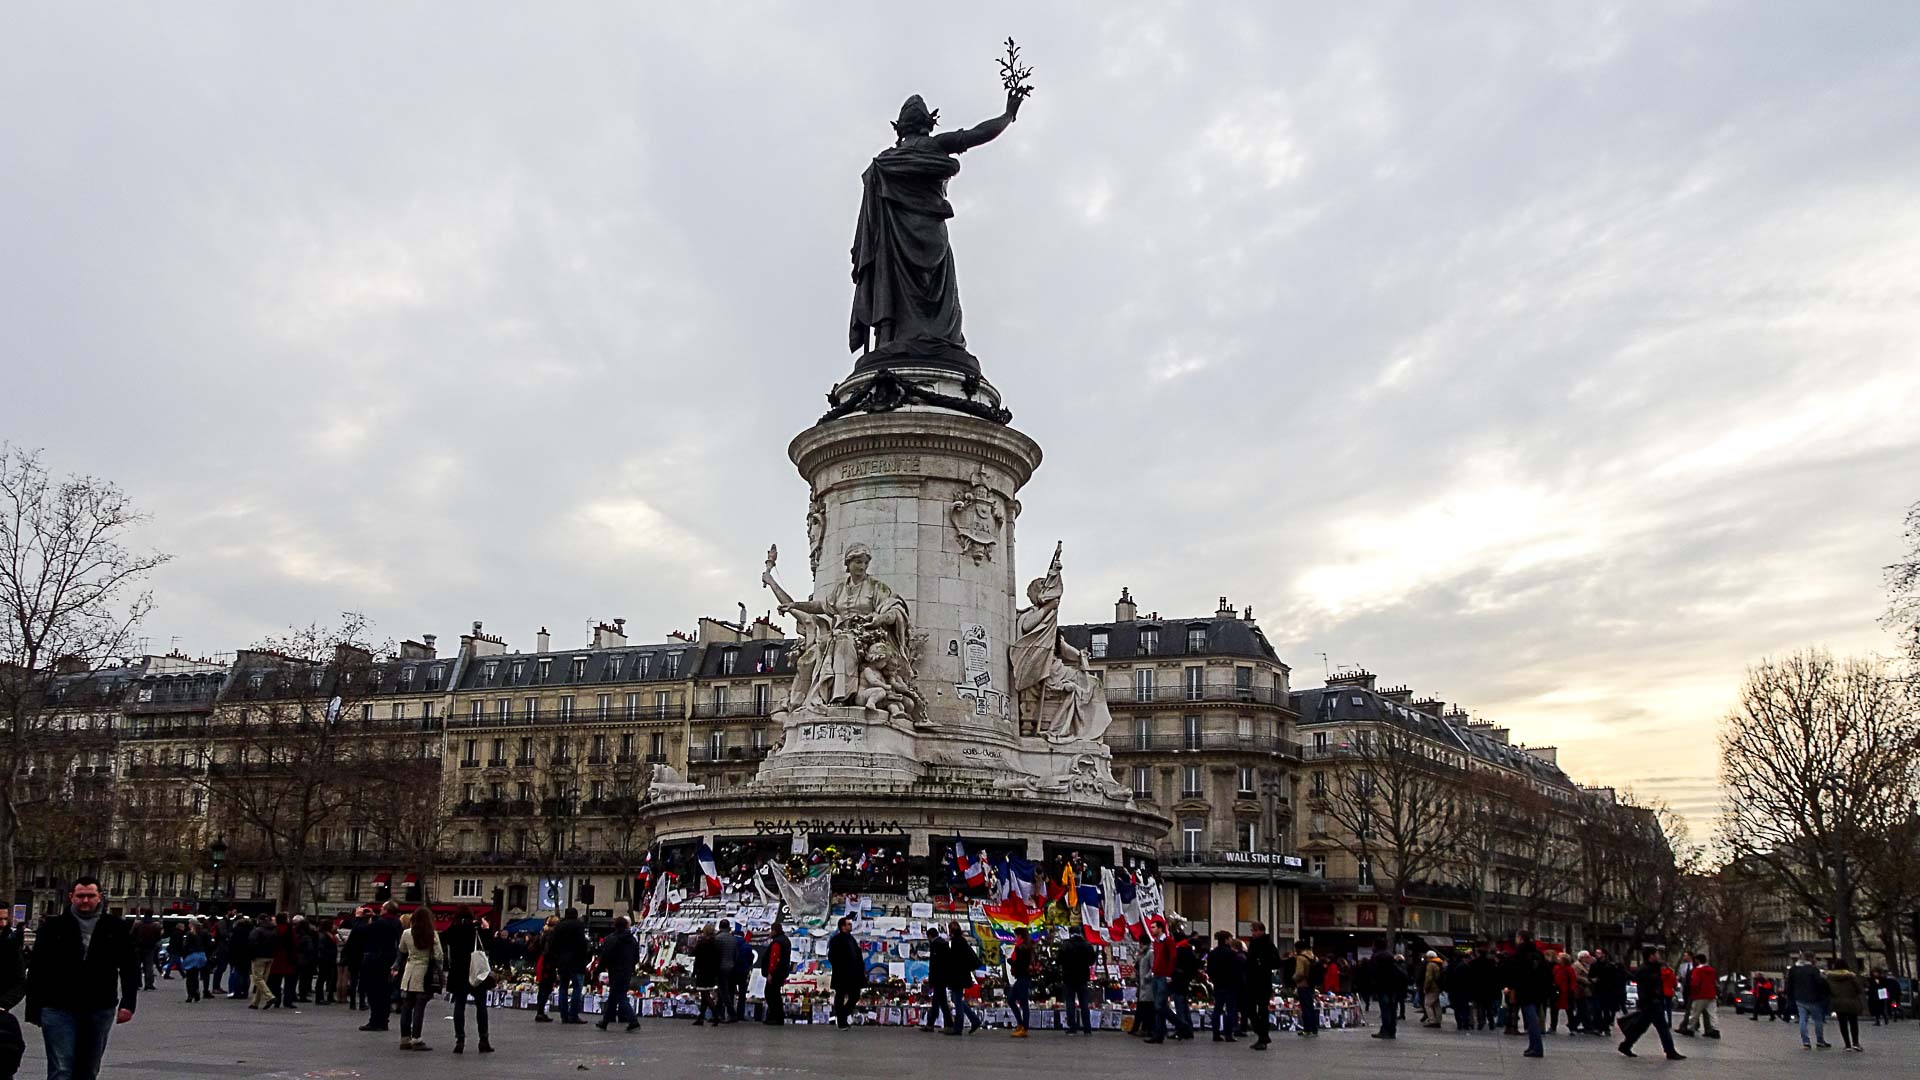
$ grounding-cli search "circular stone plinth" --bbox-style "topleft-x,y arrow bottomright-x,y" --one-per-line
643,786 -> 1169,862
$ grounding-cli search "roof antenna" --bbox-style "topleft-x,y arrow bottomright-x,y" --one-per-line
1315,652 -> 1330,681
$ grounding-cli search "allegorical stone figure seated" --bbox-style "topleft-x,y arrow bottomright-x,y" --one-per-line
1011,543 -> 1113,744
762,542 -> 922,725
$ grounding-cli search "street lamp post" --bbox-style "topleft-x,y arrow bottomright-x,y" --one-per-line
208,835 -> 227,905
1261,775 -> 1285,932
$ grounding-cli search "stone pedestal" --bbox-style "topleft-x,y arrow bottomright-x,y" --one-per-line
788,409 -> 1040,748
756,706 -> 921,788
644,358 -> 1168,863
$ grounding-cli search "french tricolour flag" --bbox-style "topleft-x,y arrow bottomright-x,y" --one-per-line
954,838 -> 987,890
695,843 -> 722,897
1076,884 -> 1107,942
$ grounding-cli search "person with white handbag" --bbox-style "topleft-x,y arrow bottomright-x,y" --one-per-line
440,908 -> 495,1055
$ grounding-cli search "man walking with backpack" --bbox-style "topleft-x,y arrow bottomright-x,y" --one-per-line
1294,941 -> 1322,1036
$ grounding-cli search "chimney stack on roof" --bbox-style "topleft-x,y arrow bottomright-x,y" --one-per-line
535,626 -> 551,653
1115,587 -> 1137,623
462,621 -> 507,657
591,621 -> 628,649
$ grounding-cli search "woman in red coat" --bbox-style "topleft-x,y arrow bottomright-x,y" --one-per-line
1550,953 -> 1576,1033
269,914 -> 299,1011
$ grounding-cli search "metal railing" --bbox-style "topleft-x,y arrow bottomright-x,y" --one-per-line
444,705 -> 685,729
1105,683 -> 1291,708
690,699 -> 776,720
687,744 -> 771,764
1106,732 -> 1303,758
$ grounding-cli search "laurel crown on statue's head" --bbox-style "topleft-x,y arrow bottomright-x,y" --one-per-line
892,95 -> 939,136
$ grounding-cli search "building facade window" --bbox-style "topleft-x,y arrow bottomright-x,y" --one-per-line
1183,714 -> 1202,750
1237,766 -> 1255,795
559,696 -> 574,721
1239,821 -> 1258,852
1133,668 -> 1155,702
1139,628 -> 1159,654
1181,818 -> 1204,855
571,658 -> 588,681
1181,765 -> 1202,798
1131,766 -> 1151,797
1133,716 -> 1151,750
1184,666 -> 1205,701
1186,626 -> 1207,653
720,649 -> 739,676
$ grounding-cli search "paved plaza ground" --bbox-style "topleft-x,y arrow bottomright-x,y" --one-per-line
18,996 -> 1913,1080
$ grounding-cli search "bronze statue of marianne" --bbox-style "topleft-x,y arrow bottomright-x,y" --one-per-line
849,44 -> 1032,375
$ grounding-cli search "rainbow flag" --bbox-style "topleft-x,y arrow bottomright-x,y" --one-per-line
981,898 -> 1044,936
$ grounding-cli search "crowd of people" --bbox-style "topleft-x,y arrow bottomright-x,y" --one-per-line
1,879 -> 1911,1079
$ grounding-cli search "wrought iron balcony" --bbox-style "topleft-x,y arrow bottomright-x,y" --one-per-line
1106,732 -> 1302,759
1105,683 -> 1292,708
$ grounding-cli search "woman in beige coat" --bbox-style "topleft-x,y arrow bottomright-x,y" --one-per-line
397,907 -> 444,1051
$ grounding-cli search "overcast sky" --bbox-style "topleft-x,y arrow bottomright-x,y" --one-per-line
6,3 -> 1918,828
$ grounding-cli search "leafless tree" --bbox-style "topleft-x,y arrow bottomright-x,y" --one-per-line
1886,500 -> 1920,664
1310,721 -> 1465,942
1499,785 -> 1583,935
0,447 -> 169,906
195,617 -> 383,911
1612,796 -> 1697,949
358,737 -> 457,908
1718,649 -> 1920,965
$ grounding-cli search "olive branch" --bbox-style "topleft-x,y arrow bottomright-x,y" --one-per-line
999,37 -> 1035,101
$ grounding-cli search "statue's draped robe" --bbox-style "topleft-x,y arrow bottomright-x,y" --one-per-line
849,139 -> 967,356
1012,579 -> 1114,744
815,575 -> 912,705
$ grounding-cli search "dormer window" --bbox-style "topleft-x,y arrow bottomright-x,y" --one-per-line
1138,628 -> 1159,654
1088,630 -> 1108,659
399,667 -> 414,689
536,659 -> 551,683
720,649 -> 739,676
663,651 -> 682,679
511,660 -> 525,683
607,656 -> 624,681
428,665 -> 445,690
1186,626 -> 1208,653
570,657 -> 587,681
482,661 -> 498,686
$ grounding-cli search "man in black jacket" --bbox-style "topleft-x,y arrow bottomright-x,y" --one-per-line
1059,931 -> 1097,1035
1508,933 -> 1554,1057
828,918 -> 866,1029
1618,947 -> 1685,1060
1243,922 -> 1281,1050
594,917 -> 641,1032
354,902 -> 403,1032
1368,945 -> 1410,1039
548,908 -> 592,1024
1205,931 -> 1242,1042
25,878 -> 139,1080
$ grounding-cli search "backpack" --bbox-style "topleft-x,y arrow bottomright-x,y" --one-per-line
1307,957 -> 1328,989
